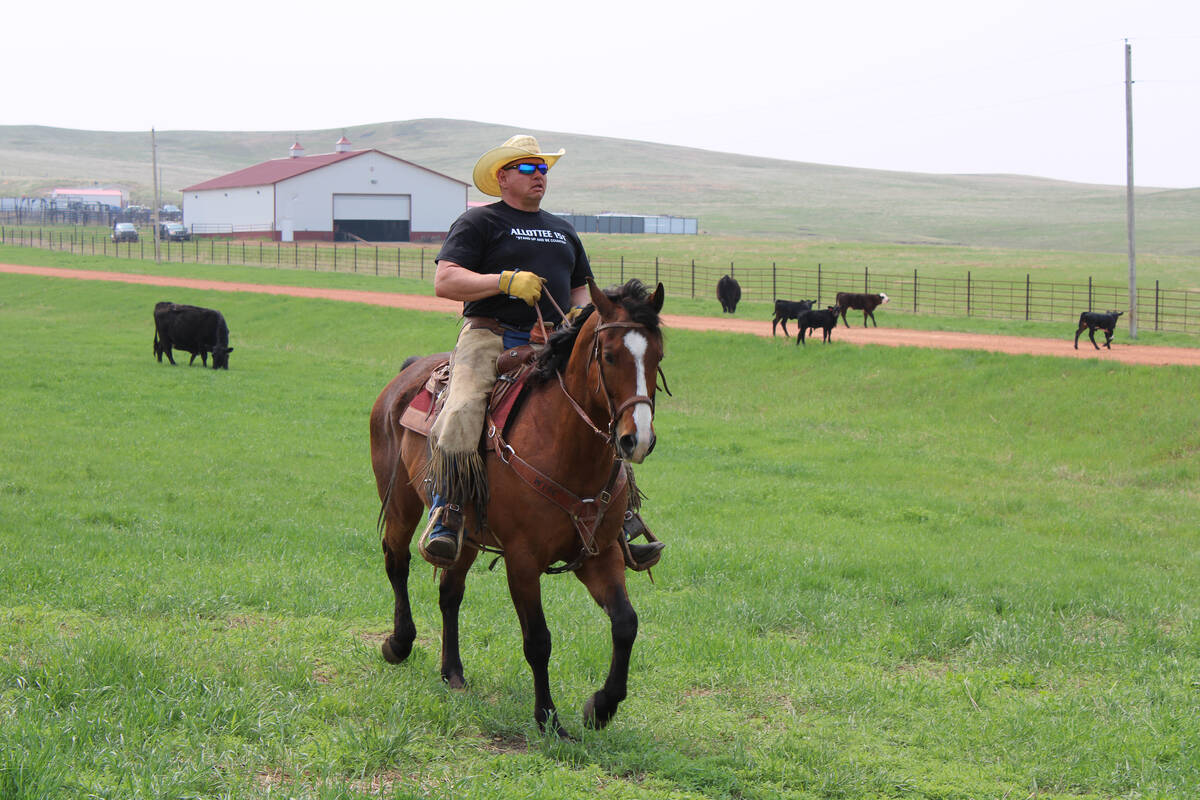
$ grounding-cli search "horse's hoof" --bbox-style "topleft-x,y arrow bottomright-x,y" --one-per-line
582,691 -> 617,730
381,636 -> 412,664
443,673 -> 466,690
534,710 -> 573,739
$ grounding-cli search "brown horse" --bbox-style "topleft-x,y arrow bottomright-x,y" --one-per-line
369,278 -> 666,737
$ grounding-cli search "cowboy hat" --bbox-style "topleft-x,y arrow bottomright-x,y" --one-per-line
472,134 -> 565,197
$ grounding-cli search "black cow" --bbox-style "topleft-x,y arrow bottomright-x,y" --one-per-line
717,275 -> 741,313
153,302 -> 234,369
771,298 -> 814,337
1074,310 -> 1124,350
795,305 -> 840,345
836,292 -> 890,327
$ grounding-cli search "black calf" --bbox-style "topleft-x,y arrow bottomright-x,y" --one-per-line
772,299 -> 814,337
796,306 -> 840,345
1074,310 -> 1124,350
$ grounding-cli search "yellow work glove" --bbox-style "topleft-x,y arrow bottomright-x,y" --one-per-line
564,305 -> 587,325
498,269 -> 546,307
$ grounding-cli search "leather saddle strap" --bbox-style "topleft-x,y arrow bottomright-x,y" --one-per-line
487,420 -> 627,556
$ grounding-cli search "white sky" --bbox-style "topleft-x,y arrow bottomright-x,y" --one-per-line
8,0 -> 1199,187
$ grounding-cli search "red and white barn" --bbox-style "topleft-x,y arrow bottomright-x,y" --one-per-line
181,137 -> 466,242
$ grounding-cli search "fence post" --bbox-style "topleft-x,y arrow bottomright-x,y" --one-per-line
1025,274 -> 1030,321
865,266 -> 869,292
967,271 -> 972,316
375,246 -> 379,276
1088,276 -> 1093,311
420,248 -> 425,280
690,260 -> 695,299
772,263 -> 777,302
333,243 -> 337,272
817,264 -> 822,306
1155,280 -> 1160,331
655,256 -> 659,287
621,256 -> 625,283
913,269 -> 918,313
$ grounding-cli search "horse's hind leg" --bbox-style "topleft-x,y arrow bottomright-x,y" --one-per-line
575,547 -> 637,730
380,486 -> 424,664
376,432 -> 428,665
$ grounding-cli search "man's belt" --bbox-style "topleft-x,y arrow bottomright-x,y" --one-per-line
465,316 -> 552,344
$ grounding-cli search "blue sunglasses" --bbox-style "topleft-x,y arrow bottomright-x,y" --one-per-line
503,163 -> 549,175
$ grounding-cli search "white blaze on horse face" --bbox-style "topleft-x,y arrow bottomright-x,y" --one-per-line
622,330 -> 654,461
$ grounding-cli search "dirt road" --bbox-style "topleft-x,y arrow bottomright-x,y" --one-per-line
6,263 -> 1199,367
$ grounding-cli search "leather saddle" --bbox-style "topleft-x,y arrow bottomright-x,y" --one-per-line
397,344 -> 538,440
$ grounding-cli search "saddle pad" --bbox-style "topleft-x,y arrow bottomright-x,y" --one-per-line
396,360 -> 449,437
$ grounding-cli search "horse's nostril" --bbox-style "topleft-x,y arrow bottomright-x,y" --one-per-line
618,434 -> 636,455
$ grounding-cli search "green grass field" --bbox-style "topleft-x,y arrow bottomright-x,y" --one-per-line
2,261 -> 1199,799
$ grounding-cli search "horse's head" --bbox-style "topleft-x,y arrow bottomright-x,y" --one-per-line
586,278 -> 666,463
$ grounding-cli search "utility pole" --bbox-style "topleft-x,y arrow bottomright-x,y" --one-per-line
1125,40 -> 1137,339
152,128 -> 161,264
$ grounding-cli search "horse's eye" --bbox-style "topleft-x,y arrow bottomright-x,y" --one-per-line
603,351 -> 616,364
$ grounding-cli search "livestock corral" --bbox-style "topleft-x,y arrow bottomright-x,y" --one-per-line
3,254 -> 1200,799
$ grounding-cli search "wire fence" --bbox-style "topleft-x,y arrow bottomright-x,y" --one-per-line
5,226 -> 1198,334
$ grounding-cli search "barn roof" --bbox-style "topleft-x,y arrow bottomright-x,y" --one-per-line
182,151 -> 365,192
182,149 -> 467,192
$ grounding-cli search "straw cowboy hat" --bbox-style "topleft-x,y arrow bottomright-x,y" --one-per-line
472,134 -> 565,197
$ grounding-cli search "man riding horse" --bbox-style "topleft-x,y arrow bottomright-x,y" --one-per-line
418,134 -> 665,571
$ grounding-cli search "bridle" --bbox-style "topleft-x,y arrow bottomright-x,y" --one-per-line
556,319 -> 669,444
535,294 -> 670,445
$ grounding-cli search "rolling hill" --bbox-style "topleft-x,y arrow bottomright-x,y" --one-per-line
2,118 -> 1197,255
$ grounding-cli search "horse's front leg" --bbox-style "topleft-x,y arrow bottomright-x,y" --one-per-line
439,547 -> 479,689
506,556 -> 568,737
575,545 -> 637,730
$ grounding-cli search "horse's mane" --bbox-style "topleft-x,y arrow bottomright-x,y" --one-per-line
531,279 -> 661,384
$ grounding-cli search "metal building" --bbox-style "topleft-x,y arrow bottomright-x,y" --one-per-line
553,212 -> 698,235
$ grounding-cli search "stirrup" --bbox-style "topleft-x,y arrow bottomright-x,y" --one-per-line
418,504 -> 465,568
620,510 -> 664,571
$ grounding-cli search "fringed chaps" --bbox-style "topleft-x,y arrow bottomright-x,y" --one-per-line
426,324 -> 504,519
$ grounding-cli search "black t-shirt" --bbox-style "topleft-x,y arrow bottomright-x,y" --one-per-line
435,201 -> 592,328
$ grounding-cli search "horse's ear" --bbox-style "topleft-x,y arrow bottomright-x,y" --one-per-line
588,278 -> 614,317
651,282 -> 664,313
